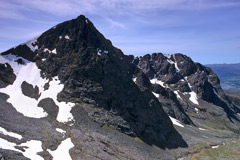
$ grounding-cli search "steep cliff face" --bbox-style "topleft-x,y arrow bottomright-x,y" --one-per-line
130,53 -> 240,129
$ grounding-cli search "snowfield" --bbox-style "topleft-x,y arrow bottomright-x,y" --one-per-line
48,138 -> 74,160
0,54 -> 48,118
150,78 -> 166,88
0,54 -> 75,123
0,138 -> 19,152
20,140 -> 44,160
25,36 -> 39,52
152,92 -> 160,98
0,126 -> 22,140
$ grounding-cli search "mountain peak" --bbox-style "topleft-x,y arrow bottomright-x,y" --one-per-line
1,14 -> 122,62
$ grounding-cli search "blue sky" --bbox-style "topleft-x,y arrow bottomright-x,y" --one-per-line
0,0 -> 240,64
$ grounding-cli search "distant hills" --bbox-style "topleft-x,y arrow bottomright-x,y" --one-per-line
206,63 -> 240,89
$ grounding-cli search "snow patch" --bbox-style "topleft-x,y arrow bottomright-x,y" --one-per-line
0,55 -> 48,118
56,128 -> 66,134
25,36 -> 39,52
20,140 -> 43,160
85,19 -> 88,24
48,138 -> 74,160
0,126 -> 22,140
211,145 -> 219,149
44,48 -> 57,54
52,48 -> 57,54
150,78 -> 166,88
184,77 -> 192,91
97,48 -> 102,55
42,58 -> 46,61
169,116 -> 184,128
57,102 -> 75,123
0,54 -> 75,122
152,92 -> 159,98
189,92 -> 199,105
167,59 -> 174,64
183,77 -> 199,105
0,137 -> 19,152
104,50 -> 108,54
65,35 -> 70,39
59,36 -> 62,39
132,77 -> 137,83
173,55 -> 180,72
39,77 -> 75,123
44,48 -> 50,52
174,91 -> 183,100
199,128 -> 206,131
163,54 -> 172,59
213,88 -> 219,97
195,108 -> 199,113
131,58 -> 135,64
137,59 -> 141,68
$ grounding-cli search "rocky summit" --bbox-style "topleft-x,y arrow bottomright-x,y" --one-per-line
0,15 -> 240,160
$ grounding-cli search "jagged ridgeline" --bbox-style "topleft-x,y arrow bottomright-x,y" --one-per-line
130,53 -> 240,129
0,15 -> 240,160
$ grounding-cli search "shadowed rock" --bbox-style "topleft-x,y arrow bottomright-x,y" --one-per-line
0,63 -> 16,88
21,81 -> 41,100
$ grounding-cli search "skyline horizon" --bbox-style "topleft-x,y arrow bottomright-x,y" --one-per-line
1,0 -> 240,64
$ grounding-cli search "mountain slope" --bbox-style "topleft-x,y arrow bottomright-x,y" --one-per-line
0,15 -> 187,160
130,53 -> 240,131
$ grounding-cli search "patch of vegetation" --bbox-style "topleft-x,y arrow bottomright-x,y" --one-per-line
191,138 -> 240,160
190,142 -> 210,153
133,137 -> 144,143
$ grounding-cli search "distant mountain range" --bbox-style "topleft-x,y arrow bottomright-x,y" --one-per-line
206,63 -> 240,89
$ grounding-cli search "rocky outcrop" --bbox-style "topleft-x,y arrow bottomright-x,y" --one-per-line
0,63 -> 16,88
21,81 -> 41,100
38,98 -> 59,119
131,53 -> 240,125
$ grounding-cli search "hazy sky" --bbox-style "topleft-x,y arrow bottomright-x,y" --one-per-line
0,0 -> 240,64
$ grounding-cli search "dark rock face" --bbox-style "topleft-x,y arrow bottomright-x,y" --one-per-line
0,63 -> 16,88
131,54 -> 194,125
37,98 -> 59,119
173,53 -> 197,77
21,81 -> 41,100
133,53 -> 240,124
